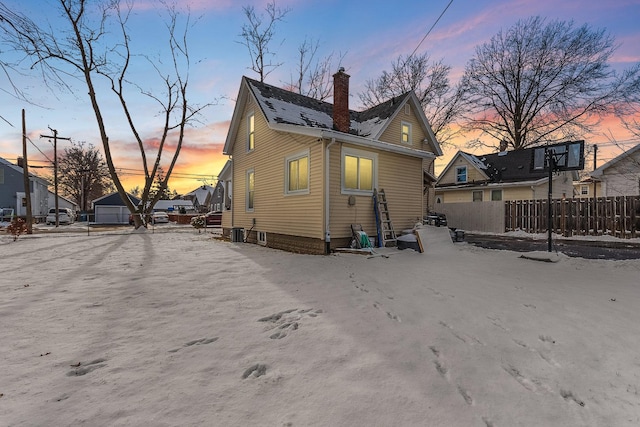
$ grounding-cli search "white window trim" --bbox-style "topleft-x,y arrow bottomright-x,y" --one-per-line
401,121 -> 412,145
247,111 -> 255,152
456,166 -> 467,183
580,185 -> 589,195
246,169 -> 254,212
257,231 -> 267,246
341,146 -> 378,195
284,149 -> 310,195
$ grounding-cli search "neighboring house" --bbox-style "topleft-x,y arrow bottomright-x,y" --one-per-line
218,160 -> 232,230
0,157 -> 49,218
221,69 -> 442,254
573,178 -> 602,199
148,199 -> 195,213
183,185 -> 215,212
435,147 -> 579,203
92,192 -> 141,224
210,181 -> 225,212
590,143 -> 640,197
48,191 -> 79,215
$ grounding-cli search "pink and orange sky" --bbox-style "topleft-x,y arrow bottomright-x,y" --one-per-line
1,0 -> 638,194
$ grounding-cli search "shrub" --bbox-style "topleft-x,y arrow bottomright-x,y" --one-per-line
7,217 -> 28,241
190,215 -> 205,233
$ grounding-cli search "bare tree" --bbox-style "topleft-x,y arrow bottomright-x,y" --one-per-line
359,52 -> 463,145
614,63 -> 640,138
284,37 -> 345,101
57,141 -> 113,212
460,16 -> 639,151
0,0 -> 209,228
238,0 -> 290,82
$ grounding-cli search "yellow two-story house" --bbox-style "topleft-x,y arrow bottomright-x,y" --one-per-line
219,69 -> 442,254
435,147 -> 578,204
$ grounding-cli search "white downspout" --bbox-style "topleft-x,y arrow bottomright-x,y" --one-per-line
325,137 -> 337,254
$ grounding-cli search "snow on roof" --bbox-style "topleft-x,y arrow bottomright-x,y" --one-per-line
246,78 -> 400,138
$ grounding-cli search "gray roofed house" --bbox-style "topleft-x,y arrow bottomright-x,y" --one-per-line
0,157 -> 49,219
436,145 -> 580,203
220,70 -> 442,254
92,192 -> 141,224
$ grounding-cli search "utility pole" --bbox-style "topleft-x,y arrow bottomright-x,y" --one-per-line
593,144 -> 598,234
21,109 -> 33,234
40,128 -> 71,227
546,148 -> 554,252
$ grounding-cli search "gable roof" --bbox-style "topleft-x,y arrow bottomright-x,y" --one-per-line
48,191 -> 79,208
0,156 -> 49,185
223,76 -> 442,158
437,144 -> 580,187
591,142 -> 640,178
92,192 -> 141,206
184,185 -> 214,206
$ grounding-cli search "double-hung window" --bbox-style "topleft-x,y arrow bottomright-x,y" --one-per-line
342,147 -> 376,194
246,169 -> 255,211
247,112 -> 255,152
401,122 -> 412,144
455,166 -> 467,183
473,190 -> 483,202
285,151 -> 309,194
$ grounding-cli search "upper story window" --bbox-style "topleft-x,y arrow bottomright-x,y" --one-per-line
246,169 -> 254,211
401,122 -> 412,144
580,185 -> 589,195
473,190 -> 483,202
342,147 -> 377,194
247,112 -> 255,152
286,151 -> 309,194
491,189 -> 502,201
456,166 -> 467,183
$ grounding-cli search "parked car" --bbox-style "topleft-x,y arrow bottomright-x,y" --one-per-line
151,211 -> 170,224
46,208 -> 75,225
128,212 -> 170,225
203,211 -> 222,226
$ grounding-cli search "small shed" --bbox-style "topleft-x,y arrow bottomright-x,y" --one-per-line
92,192 -> 141,224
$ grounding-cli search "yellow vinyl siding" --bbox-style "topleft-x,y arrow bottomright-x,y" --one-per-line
439,157 -> 485,185
328,142 -> 423,240
378,107 -> 428,148
231,97 -> 324,238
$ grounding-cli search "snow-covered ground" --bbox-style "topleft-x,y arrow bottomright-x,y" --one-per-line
1,226 -> 640,426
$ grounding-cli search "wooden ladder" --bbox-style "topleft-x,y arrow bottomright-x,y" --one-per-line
374,189 -> 397,247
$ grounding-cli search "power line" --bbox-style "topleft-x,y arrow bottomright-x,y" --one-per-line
408,0 -> 454,60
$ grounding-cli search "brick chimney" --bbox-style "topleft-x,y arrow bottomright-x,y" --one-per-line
499,139 -> 509,152
333,67 -> 350,133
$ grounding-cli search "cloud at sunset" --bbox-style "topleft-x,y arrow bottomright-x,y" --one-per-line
1,0 -> 638,202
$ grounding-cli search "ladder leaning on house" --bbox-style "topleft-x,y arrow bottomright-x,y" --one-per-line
373,189 -> 397,247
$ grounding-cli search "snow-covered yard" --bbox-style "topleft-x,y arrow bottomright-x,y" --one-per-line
1,226 -> 639,426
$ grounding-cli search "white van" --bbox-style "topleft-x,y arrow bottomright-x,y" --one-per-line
46,208 -> 75,225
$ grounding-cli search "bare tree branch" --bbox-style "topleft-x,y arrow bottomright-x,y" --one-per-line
0,0 -> 211,228
359,52 -> 463,146
237,0 -> 290,82
460,16 -> 638,151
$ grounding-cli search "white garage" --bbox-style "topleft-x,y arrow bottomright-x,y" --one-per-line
92,192 -> 141,224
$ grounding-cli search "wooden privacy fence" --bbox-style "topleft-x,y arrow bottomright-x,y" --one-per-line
505,196 -> 640,238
